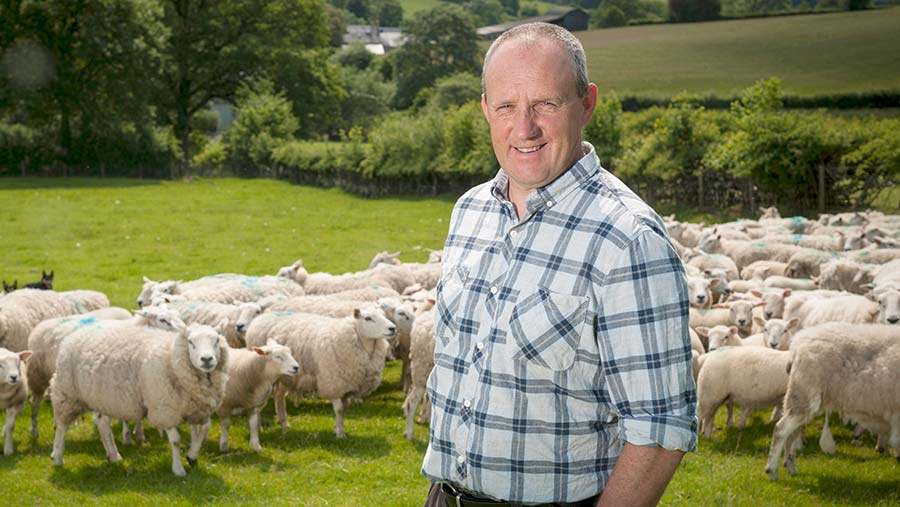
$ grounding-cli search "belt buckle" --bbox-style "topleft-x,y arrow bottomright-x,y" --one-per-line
442,483 -> 464,507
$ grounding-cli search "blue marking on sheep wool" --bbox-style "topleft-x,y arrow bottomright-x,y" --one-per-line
792,235 -> 803,244
790,216 -> 805,224
241,277 -> 260,288
270,311 -> 295,318
77,317 -> 97,327
752,242 -> 768,248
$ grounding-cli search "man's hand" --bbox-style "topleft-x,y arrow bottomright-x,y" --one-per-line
596,442 -> 685,507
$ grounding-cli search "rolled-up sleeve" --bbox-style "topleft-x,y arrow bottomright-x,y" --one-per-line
595,227 -> 698,452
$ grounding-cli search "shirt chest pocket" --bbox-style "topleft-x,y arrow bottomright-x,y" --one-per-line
434,265 -> 467,346
509,288 -> 589,371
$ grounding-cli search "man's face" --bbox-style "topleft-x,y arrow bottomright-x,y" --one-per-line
481,39 -> 598,199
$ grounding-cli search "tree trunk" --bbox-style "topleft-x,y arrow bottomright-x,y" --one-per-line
698,170 -> 705,209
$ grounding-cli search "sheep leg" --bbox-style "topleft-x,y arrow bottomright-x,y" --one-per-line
418,394 -> 431,424
766,414 -> 806,481
403,386 -> 425,441
401,358 -> 411,393
134,420 -> 146,444
851,424 -> 866,446
121,420 -> 133,445
248,411 -> 262,452
275,385 -> 289,432
331,398 -> 347,439
165,427 -> 187,476
819,412 -> 836,455
186,421 -> 210,467
738,407 -> 752,429
94,414 -> 122,462
219,415 -> 231,452
30,391 -> 42,440
725,401 -> 735,428
3,405 -> 21,456
51,420 -> 69,466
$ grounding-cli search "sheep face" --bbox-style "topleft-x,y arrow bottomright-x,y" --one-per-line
148,293 -> 185,307
137,277 -> 159,307
353,307 -> 396,341
697,235 -> 722,254
696,325 -> 739,351
234,303 -> 263,334
183,323 -> 225,372
728,301 -> 760,331
873,288 -> 900,325
687,277 -> 712,308
137,306 -> 185,331
391,304 -> 416,336
759,318 -> 798,350
754,290 -> 790,319
0,348 -> 29,386
256,340 -> 300,376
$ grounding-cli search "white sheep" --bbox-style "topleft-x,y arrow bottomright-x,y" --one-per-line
741,261 -> 787,280
814,259 -> 878,294
870,259 -> 900,288
698,235 -> 803,270
695,325 -> 743,351
155,300 -> 265,348
138,274 -> 304,307
217,340 -> 300,452
50,321 -> 229,476
402,309 -> 435,440
697,346 -> 791,439
686,252 -> 739,281
25,307 -> 180,441
784,249 -> 842,279
0,289 -> 110,352
692,300 -> 763,338
244,307 -> 397,438
784,293 -> 880,330
765,233 -> 845,251
762,276 -> 818,291
765,323 -> 900,480
866,285 -> 900,326
751,316 -> 800,350
0,347 -> 31,455
850,248 -> 900,265
687,276 -> 718,308
368,251 -> 402,269
377,298 -> 417,392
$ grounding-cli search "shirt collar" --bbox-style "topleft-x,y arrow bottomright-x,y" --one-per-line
489,142 -> 601,215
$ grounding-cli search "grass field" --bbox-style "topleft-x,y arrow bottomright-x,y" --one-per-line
399,0 -> 563,17
1,178 -> 900,506
578,8 -> 900,98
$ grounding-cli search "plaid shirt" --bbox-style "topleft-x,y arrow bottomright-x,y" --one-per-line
421,143 -> 697,504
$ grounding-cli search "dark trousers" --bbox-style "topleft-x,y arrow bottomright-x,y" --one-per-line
424,482 -> 600,507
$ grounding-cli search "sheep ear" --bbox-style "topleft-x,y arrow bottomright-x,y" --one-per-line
266,338 -> 278,347
753,316 -> 766,327
786,318 -> 799,330
859,283 -> 874,292
728,326 -> 739,335
783,289 -> 792,298
754,301 -> 766,308
18,350 -> 32,362
215,318 -> 229,335
751,290 -> 763,298
143,276 -> 153,283
709,279 -> 720,288
253,347 -> 269,356
353,308 -> 361,319
712,304 -> 728,309
695,327 -> 710,338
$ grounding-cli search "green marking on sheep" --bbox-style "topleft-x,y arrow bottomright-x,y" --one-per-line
752,242 -> 768,248
271,311 -> 295,317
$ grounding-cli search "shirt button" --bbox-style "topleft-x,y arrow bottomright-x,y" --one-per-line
463,399 -> 471,408
457,455 -> 466,464
546,201 -> 554,207
489,286 -> 498,295
510,230 -> 518,238
476,342 -> 484,351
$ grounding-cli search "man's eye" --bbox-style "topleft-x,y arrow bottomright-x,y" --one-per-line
534,101 -> 559,114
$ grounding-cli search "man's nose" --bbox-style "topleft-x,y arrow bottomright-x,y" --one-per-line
513,108 -> 541,139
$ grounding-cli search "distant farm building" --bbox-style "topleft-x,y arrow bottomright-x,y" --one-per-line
477,8 -> 590,40
343,25 -> 405,54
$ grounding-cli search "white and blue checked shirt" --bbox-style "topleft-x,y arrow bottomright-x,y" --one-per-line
421,143 -> 697,504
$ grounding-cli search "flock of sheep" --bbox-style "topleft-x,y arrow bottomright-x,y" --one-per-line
0,205 -> 898,482
672,207 -> 900,480
0,253 -> 441,475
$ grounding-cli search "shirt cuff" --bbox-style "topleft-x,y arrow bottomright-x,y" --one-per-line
619,415 -> 698,452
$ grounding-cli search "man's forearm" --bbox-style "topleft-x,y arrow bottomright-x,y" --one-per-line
596,442 -> 685,507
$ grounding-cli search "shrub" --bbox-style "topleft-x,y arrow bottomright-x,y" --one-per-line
224,80 -> 300,177
584,94 -> 624,170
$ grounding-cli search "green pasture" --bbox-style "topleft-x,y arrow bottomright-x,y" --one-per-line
399,0 -> 563,17
1,178 -> 899,506
579,8 -> 900,98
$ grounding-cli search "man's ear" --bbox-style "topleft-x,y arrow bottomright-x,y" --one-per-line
581,83 -> 599,126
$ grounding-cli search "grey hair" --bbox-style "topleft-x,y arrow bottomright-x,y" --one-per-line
481,22 -> 589,99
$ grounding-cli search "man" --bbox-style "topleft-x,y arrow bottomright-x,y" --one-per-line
421,22 -> 697,507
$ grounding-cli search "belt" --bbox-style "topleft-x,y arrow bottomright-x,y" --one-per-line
440,483 -> 599,507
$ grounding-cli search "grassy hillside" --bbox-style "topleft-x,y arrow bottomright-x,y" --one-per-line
578,8 -> 900,98
400,0 -> 564,18
1,178 -> 899,506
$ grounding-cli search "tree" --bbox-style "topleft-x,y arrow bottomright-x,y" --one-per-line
225,80 -> 299,177
151,0 -> 330,176
391,5 -> 481,109
371,0 -> 404,25
584,94 -> 624,170
467,0 -> 506,25
668,0 -> 721,21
